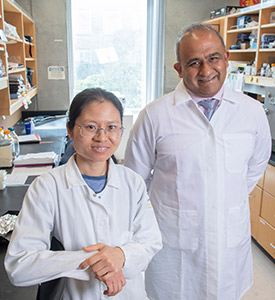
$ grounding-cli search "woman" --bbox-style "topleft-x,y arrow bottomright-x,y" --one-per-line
5,88 -> 162,300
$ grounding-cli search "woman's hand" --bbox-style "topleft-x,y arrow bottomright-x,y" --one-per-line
78,243 -> 126,296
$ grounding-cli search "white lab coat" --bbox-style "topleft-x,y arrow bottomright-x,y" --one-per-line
124,82 -> 271,300
4,155 -> 162,300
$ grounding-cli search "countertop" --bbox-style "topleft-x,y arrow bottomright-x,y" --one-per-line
269,152 -> 275,166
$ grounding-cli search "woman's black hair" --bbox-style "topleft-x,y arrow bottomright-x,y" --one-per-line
67,88 -> 123,131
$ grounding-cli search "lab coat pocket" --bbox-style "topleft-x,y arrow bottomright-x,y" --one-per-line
227,200 -> 250,248
223,133 -> 255,173
158,203 -> 198,251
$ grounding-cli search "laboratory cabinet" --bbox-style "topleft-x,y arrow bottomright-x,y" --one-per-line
205,3 -> 275,77
0,0 -> 37,116
249,163 -> 275,259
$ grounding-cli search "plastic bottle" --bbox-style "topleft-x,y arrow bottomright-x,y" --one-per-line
265,64 -> 271,77
3,129 -> 16,160
30,118 -> 35,133
272,63 -> 275,78
251,62 -> 256,76
8,127 -> 20,158
261,63 -> 267,76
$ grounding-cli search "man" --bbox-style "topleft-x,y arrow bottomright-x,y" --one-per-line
124,23 -> 271,300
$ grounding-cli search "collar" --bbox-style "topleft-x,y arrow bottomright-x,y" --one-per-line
65,154 -> 120,190
174,81 -> 237,105
188,86 -> 224,103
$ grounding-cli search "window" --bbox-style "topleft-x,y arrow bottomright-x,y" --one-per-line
68,0 -> 164,116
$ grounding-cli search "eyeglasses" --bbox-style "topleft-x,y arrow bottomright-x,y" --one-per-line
75,123 -> 124,138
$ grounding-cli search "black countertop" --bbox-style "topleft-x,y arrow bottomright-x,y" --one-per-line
269,152 -> 275,166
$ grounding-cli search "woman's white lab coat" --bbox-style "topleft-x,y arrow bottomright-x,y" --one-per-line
4,155 -> 162,300
124,82 -> 271,300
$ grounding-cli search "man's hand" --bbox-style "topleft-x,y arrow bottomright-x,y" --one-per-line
78,243 -> 126,296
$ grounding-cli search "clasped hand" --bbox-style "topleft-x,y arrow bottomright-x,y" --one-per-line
78,243 -> 126,296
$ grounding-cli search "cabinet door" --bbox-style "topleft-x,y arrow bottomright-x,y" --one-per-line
249,185 -> 262,215
261,191 -> 275,228
264,164 -> 275,197
257,217 -> 275,259
249,185 -> 263,240
257,173 -> 265,188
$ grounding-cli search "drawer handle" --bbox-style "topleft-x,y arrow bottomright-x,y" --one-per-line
270,243 -> 275,250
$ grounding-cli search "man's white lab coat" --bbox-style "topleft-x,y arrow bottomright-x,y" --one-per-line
5,155 -> 162,300
124,82 -> 271,300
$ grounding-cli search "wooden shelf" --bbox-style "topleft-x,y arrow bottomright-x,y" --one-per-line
229,49 -> 257,53
0,0 -> 38,118
205,3 -> 275,85
261,23 -> 275,28
244,75 -> 275,87
8,67 -> 26,74
259,48 -> 275,52
6,35 -> 23,43
10,86 -> 37,115
227,26 -> 258,33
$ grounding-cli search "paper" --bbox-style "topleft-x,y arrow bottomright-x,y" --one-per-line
18,134 -> 41,143
47,66 -> 65,80
5,166 -> 52,186
14,151 -> 58,167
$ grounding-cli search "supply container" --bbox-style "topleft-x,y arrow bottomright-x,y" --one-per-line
8,127 -> 20,158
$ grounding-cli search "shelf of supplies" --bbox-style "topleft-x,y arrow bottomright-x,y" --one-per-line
227,26 -> 258,33
228,49 -> 257,53
0,77 -> 8,90
259,48 -> 275,52
8,67 -> 26,74
261,23 -> 275,28
10,86 -> 37,115
244,75 -> 275,87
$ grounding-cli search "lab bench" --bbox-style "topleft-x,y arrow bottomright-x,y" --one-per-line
0,116 -> 67,300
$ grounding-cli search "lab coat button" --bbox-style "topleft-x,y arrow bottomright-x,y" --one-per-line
93,193 -> 96,197
98,196 -> 101,199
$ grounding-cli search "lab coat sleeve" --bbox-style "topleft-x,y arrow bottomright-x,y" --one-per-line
246,104 -> 272,194
124,108 -> 156,190
4,174 -> 96,287
119,176 -> 162,279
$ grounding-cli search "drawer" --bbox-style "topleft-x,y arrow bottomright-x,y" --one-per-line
264,164 -> 275,197
257,218 -> 275,259
249,185 -> 262,215
261,191 -> 275,228
250,209 -> 259,240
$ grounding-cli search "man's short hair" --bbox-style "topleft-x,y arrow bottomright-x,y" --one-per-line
175,22 -> 226,62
